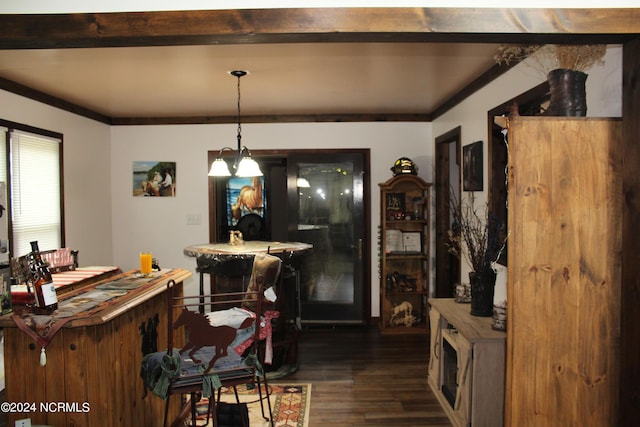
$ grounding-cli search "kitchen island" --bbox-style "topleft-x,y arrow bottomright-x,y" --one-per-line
0,268 -> 191,427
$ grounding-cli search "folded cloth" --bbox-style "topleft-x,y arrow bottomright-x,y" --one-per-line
140,349 -> 181,399
206,307 -> 279,365
12,313 -> 75,366
232,310 -> 279,365
205,307 -> 256,358
140,349 -> 222,399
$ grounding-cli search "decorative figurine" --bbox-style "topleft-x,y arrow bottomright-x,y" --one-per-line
229,230 -> 244,245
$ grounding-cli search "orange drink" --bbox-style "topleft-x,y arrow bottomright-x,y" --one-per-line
139,252 -> 153,275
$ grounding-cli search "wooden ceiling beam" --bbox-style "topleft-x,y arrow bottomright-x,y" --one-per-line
0,8 -> 637,50
109,113 -> 431,126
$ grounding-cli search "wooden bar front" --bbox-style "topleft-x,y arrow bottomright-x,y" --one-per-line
0,268 -> 191,427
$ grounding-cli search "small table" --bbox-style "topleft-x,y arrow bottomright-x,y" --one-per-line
183,240 -> 313,258
183,241 -> 312,377
183,241 -> 313,309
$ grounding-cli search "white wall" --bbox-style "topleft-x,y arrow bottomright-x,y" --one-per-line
432,45 -> 623,304
0,90 -> 113,265
111,122 -> 433,311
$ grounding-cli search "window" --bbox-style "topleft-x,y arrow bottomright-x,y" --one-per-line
0,120 -> 63,260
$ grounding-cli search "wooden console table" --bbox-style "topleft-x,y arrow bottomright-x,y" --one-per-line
0,268 -> 191,427
428,298 -> 506,427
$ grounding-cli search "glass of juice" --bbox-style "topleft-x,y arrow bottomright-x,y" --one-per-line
139,252 -> 153,275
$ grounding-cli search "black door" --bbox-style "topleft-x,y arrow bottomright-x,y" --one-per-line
287,151 -> 367,323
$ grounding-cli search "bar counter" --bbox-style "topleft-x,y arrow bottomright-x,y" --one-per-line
0,267 -> 191,427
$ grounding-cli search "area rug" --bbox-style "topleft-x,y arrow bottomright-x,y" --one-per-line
190,383 -> 311,427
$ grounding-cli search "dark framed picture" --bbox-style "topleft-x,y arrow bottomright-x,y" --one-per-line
386,192 -> 405,213
225,176 -> 265,227
463,141 -> 483,191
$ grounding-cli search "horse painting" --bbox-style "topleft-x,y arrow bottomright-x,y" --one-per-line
173,308 -> 255,373
231,176 -> 263,219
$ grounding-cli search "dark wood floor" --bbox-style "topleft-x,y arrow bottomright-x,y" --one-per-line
285,325 -> 452,427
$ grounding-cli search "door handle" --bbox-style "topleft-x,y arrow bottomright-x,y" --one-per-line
358,238 -> 363,260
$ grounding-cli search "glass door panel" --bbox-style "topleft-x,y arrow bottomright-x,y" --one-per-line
288,153 -> 365,323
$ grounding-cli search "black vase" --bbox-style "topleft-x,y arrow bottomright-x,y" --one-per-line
469,270 -> 496,317
546,68 -> 588,117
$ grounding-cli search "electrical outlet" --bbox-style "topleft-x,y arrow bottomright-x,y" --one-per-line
15,419 -> 31,427
186,213 -> 201,226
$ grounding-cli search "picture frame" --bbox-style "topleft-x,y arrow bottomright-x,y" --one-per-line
386,192 -> 405,213
463,141 -> 483,191
225,176 -> 265,227
133,161 -> 176,197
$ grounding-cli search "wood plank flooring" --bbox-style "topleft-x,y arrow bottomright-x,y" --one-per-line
285,325 -> 452,427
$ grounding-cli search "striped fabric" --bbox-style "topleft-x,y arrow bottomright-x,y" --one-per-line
52,266 -> 119,288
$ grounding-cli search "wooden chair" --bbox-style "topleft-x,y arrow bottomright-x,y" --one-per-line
142,252 -> 282,427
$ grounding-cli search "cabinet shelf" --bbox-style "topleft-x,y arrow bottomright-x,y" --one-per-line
379,174 -> 431,334
385,290 -> 427,296
385,219 -> 427,225
383,320 -> 428,334
385,253 -> 426,258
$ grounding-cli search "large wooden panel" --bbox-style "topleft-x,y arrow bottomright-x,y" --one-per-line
506,118 -> 622,426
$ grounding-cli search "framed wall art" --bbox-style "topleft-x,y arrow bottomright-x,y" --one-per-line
463,141 -> 483,191
133,161 -> 176,197
385,192 -> 405,220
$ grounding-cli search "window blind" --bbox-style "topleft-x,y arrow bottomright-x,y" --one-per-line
0,127 -> 7,264
10,130 -> 61,257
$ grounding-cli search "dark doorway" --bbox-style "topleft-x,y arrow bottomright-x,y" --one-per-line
487,81 -> 550,266
434,126 -> 461,298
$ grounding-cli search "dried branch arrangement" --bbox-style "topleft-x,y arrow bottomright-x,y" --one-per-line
448,192 -> 505,273
495,44 -> 606,75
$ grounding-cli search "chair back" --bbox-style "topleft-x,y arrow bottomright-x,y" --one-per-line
169,253 -> 282,377
145,253 -> 282,427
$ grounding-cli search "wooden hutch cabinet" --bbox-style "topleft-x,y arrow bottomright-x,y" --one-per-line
506,117 -> 622,426
378,174 -> 431,334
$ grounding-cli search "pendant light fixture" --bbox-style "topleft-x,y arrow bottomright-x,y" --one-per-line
208,70 -> 263,177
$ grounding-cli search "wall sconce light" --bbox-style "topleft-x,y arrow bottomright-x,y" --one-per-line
208,70 -> 263,177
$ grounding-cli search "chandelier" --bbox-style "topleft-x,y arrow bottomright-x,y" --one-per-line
208,70 -> 263,177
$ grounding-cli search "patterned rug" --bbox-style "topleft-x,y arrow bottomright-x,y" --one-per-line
190,383 -> 311,427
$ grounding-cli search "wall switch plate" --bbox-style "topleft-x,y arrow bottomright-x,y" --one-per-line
15,419 -> 31,427
186,213 -> 201,226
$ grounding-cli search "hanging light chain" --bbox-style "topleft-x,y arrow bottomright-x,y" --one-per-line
236,71 -> 242,145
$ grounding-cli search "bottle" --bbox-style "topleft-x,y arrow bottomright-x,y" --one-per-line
29,241 -> 58,314
1,276 -> 13,314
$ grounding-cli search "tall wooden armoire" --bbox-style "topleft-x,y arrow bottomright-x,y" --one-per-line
506,117 -> 622,426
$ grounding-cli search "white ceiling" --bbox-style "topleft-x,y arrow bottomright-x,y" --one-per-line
0,42 -> 501,119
